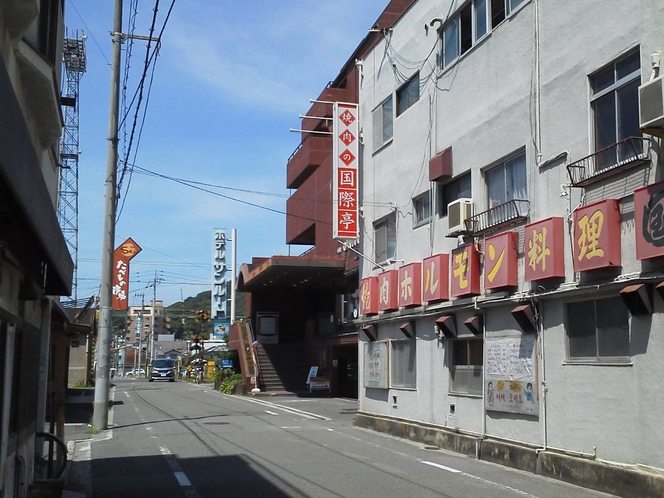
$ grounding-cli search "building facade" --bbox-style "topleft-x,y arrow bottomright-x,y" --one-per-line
0,0 -> 73,496
355,0 -> 664,492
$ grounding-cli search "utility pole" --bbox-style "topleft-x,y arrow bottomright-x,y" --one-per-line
137,294 -> 145,376
92,0 -> 123,430
92,0 -> 160,430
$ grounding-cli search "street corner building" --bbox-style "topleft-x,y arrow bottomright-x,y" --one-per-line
352,1 -> 664,497
0,1 -> 75,497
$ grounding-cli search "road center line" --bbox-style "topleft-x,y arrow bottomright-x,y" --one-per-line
160,446 -> 199,496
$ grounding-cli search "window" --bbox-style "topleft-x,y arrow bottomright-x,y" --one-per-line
438,173 -> 471,217
486,151 -> 526,208
450,338 -> 483,395
391,340 -> 416,388
397,73 -> 420,116
374,214 -> 397,263
567,296 -> 630,362
413,192 -> 431,227
373,95 -> 393,151
441,0 -> 525,69
591,49 -> 642,169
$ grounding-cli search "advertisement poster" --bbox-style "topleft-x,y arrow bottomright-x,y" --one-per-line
364,341 -> 388,389
212,321 -> 230,342
485,335 -> 538,415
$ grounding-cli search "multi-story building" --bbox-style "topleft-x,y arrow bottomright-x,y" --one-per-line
0,0 -> 73,495
126,299 -> 170,343
355,0 -> 664,495
236,2 -> 419,398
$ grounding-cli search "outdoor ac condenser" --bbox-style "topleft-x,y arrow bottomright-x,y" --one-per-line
639,74 -> 664,138
447,198 -> 473,236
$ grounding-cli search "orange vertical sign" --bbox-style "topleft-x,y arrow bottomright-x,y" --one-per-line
111,238 -> 142,310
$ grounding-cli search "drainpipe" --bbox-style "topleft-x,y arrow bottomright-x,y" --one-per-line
479,300 -> 487,460
536,300 -> 548,456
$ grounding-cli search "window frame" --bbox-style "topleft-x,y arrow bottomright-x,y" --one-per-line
485,151 -> 527,209
589,48 -> 642,166
440,0 -> 526,70
449,337 -> 483,396
374,213 -> 397,264
413,192 -> 432,227
438,172 -> 471,218
372,95 -> 394,151
566,296 -> 631,364
390,339 -> 417,389
396,73 -> 420,116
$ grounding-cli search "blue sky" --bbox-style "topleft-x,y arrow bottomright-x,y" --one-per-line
65,1 -> 388,307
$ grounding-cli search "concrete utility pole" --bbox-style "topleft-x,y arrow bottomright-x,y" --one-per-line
92,0 -> 123,430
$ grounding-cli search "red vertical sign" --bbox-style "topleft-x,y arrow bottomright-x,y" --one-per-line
422,254 -> 449,303
359,276 -> 379,316
484,232 -> 518,290
377,270 -> 398,311
572,199 -> 621,271
398,263 -> 421,308
450,244 -> 481,298
333,103 -> 359,239
524,217 -> 565,281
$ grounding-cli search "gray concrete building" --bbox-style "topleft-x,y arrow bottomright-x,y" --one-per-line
355,0 -> 664,495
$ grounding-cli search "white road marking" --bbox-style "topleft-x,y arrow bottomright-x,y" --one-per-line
421,461 -> 461,473
280,426 -> 302,429
420,461 -> 542,498
265,410 -> 279,416
160,446 -> 198,494
236,396 -> 331,420
174,471 -> 191,487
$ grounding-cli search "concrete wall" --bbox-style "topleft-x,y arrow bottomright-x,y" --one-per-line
357,0 -> 664,473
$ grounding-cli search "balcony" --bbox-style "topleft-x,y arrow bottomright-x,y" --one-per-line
287,136 -> 331,189
567,137 -> 649,187
465,200 -> 530,235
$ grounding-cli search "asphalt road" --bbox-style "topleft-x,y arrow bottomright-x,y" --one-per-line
67,379 -> 617,498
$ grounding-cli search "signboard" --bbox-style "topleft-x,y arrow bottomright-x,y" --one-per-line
377,270 -> 398,311
485,335 -> 538,415
212,229 -> 227,319
635,181 -> 664,260
422,253 -> 449,303
359,276 -> 379,316
573,199 -> 621,271
364,341 -> 388,389
332,102 -> 359,239
309,377 -> 331,393
484,232 -> 518,289
398,262 -> 422,308
524,217 -> 565,281
112,238 -> 141,310
306,366 -> 319,385
213,321 -> 230,342
450,244 -> 481,298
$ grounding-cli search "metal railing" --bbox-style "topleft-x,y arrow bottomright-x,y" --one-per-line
567,137 -> 649,187
465,199 -> 530,234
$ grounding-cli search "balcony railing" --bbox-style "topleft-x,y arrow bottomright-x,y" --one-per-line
567,137 -> 649,187
465,199 -> 530,235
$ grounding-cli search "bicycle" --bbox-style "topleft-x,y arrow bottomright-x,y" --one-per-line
34,432 -> 68,479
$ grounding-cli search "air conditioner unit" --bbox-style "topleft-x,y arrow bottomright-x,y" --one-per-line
447,198 -> 473,235
639,74 -> 664,138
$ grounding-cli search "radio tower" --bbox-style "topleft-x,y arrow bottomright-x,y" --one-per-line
58,31 -> 87,305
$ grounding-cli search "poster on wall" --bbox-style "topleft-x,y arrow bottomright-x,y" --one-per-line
364,341 -> 388,389
485,335 -> 538,415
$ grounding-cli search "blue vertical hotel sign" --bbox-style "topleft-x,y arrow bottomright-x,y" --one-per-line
212,229 -> 227,319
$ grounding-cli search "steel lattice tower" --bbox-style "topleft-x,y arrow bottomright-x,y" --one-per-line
58,32 -> 86,304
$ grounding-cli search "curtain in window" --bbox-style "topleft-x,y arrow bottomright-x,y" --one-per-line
506,153 -> 527,200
